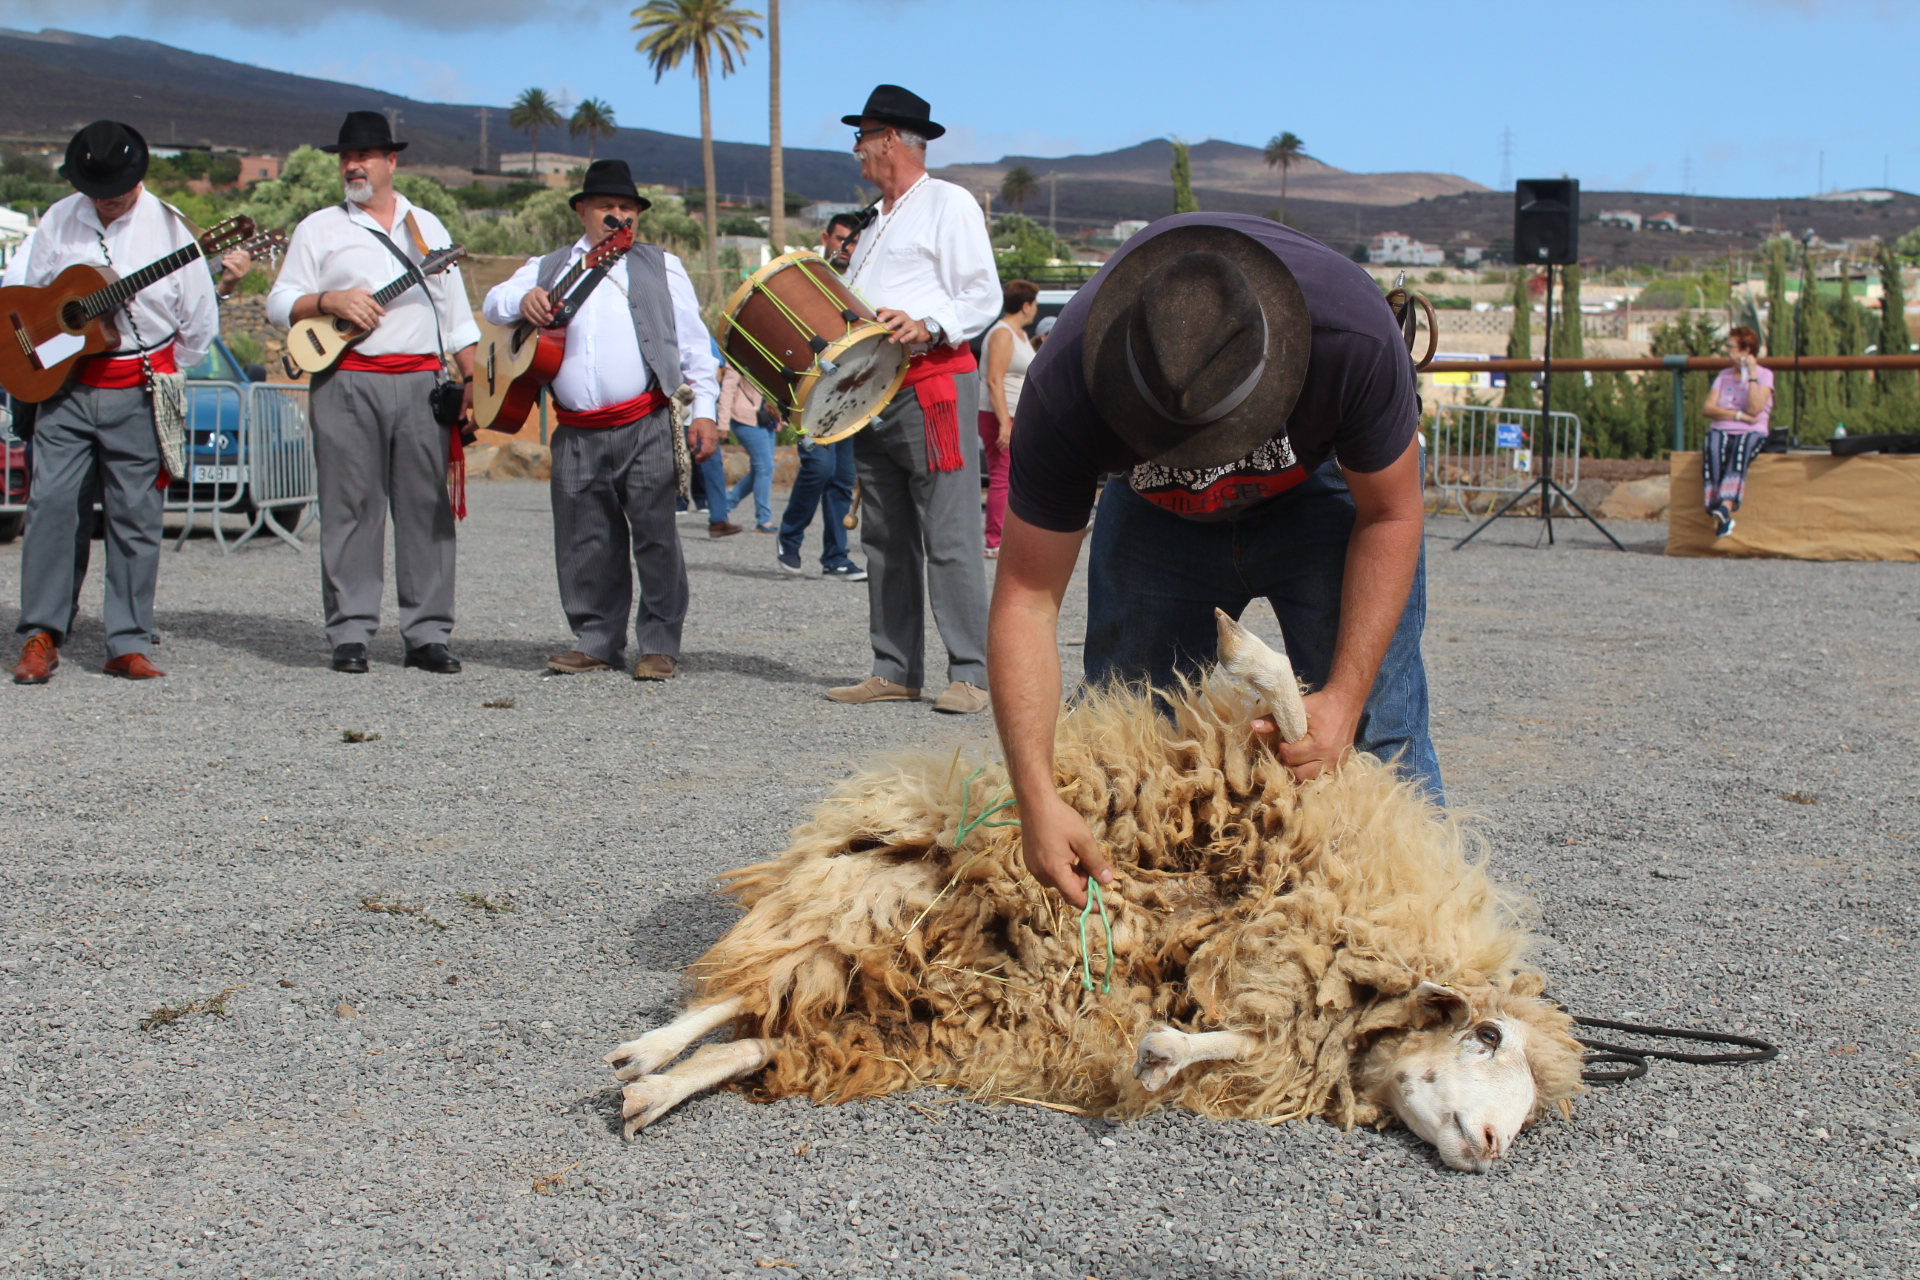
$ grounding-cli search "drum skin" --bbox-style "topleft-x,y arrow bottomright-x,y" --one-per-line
721,251 -> 907,443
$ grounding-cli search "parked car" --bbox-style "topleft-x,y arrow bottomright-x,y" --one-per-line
179,339 -> 308,533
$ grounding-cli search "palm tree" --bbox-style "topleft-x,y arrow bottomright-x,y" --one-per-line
510,87 -> 563,181
1263,131 -> 1309,225
632,0 -> 763,279
766,0 -> 784,254
1001,165 -> 1039,214
569,98 -> 619,162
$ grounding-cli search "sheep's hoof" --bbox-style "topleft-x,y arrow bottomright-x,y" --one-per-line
605,1034 -> 674,1081
620,1078 -> 676,1139
1132,1028 -> 1183,1093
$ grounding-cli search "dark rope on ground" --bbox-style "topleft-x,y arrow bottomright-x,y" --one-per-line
1552,1009 -> 1780,1085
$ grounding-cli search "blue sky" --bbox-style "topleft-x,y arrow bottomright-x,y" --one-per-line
3,0 -> 1914,197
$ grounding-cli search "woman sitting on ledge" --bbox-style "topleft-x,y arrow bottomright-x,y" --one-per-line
1700,326 -> 1773,538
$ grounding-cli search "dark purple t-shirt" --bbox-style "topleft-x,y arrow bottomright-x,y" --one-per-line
1007,213 -> 1419,533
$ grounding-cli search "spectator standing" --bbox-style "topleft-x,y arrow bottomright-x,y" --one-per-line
979,279 -> 1038,557
1700,325 -> 1772,538
1033,315 -> 1057,349
697,337 -> 739,536
775,213 -> 867,579
717,367 -> 778,531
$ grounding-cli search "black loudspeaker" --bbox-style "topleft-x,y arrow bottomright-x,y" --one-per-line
1514,178 -> 1579,265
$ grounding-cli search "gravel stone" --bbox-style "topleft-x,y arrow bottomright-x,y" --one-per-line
0,489 -> 1914,1279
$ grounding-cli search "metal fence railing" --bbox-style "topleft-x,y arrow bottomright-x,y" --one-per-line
1428,405 -> 1582,516
0,380 -> 316,554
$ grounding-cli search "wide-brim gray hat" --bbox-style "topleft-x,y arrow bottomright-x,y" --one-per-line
1082,223 -> 1311,470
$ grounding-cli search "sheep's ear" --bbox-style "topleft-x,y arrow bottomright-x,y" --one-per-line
1414,981 -> 1470,1027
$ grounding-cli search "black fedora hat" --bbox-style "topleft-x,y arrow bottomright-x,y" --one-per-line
840,84 -> 945,141
60,121 -> 149,200
320,110 -> 409,155
570,159 -> 652,212
1082,222 -> 1311,471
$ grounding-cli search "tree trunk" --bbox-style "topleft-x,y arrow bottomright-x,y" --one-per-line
768,0 -> 785,256
699,61 -> 718,278
1280,163 -> 1288,225
532,128 -> 540,182
588,132 -> 596,162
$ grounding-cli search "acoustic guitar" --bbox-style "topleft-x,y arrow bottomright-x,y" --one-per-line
0,214 -> 256,403
472,222 -> 635,431
284,244 -> 467,375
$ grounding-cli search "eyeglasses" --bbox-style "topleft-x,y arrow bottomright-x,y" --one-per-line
852,127 -> 890,143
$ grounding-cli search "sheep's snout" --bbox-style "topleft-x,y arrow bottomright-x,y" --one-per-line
1380,1016 -> 1538,1174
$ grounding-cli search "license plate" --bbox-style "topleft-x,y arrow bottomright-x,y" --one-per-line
191,465 -> 242,484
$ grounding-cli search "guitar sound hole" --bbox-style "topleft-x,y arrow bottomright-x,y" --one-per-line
334,319 -> 354,335
60,300 -> 86,330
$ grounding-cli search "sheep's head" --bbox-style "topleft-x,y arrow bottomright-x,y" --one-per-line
1364,982 -> 1584,1174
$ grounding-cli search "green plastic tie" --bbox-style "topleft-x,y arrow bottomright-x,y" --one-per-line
953,766 -> 1020,847
1079,878 -> 1113,995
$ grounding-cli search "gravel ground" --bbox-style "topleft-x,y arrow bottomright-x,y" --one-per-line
0,486 -> 1915,1280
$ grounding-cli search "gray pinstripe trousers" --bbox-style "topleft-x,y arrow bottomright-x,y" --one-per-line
550,408 -> 685,665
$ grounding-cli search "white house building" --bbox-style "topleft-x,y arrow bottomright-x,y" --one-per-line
1368,232 -> 1444,267
1596,210 -> 1642,231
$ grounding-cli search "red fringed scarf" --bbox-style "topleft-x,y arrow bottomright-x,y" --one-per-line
901,343 -> 978,473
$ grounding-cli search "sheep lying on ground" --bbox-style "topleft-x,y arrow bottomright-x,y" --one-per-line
608,614 -> 1585,1172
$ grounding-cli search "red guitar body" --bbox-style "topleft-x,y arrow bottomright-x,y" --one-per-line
475,322 -> 569,432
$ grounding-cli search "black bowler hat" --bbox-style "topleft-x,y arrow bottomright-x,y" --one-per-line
320,110 -> 409,155
1082,222 -> 1312,471
60,121 -> 149,200
840,84 -> 945,141
570,159 -> 652,212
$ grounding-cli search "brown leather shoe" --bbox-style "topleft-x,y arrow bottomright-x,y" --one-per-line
825,675 -> 920,704
633,654 -> 678,681
12,632 -> 57,685
708,522 -> 744,539
932,681 -> 991,714
548,650 -> 613,674
103,652 -> 166,680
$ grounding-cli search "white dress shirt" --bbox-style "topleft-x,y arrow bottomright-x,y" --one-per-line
267,192 -> 480,358
15,190 -> 219,370
482,237 -> 719,421
843,175 -> 1000,345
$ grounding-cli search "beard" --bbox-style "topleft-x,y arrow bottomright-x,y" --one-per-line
344,177 -> 374,204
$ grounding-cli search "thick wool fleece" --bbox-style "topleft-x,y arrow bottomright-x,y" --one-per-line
693,675 -> 1586,1130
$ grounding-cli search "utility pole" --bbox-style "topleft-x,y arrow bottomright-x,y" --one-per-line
478,107 -> 489,173
1818,150 -> 1825,196
1047,171 -> 1057,235
1498,126 -> 1514,190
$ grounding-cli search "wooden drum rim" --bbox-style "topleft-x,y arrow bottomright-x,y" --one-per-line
719,248 -> 843,333
795,322 -> 911,445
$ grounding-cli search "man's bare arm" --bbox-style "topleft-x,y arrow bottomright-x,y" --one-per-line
989,512 -> 1113,906
1263,438 -> 1424,781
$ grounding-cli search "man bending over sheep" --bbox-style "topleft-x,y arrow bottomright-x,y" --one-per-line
990,213 -> 1435,906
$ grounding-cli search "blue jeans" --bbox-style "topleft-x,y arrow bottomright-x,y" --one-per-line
720,422 -> 777,527
1083,461 -> 1442,801
697,434 -> 729,524
777,436 -> 857,568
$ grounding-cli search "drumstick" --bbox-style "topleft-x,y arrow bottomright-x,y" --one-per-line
843,482 -> 861,530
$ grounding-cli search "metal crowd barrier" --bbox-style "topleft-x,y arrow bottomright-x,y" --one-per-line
167,380 -> 317,553
1428,404 -> 1581,516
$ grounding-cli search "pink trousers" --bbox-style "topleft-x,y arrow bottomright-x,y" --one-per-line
978,410 -> 1009,549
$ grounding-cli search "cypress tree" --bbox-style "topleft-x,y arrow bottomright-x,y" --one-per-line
1795,250 -> 1839,439
1548,264 -> 1586,433
1876,242 -> 1915,413
1170,141 -> 1199,214
1503,274 -> 1535,409
1834,271 -> 1870,418
1764,239 -> 1791,357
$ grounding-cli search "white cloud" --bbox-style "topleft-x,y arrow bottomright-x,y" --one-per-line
0,0 -> 597,33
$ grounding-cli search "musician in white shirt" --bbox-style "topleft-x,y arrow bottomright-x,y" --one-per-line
9,121 -> 219,685
267,111 -> 479,676
827,85 -> 1000,715
482,160 -> 721,680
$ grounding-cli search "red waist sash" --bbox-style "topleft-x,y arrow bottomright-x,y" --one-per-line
338,351 -> 444,374
901,343 -> 977,473
78,343 -> 177,389
554,387 -> 669,430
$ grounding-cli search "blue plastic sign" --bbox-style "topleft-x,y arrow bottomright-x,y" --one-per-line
1495,422 -> 1525,449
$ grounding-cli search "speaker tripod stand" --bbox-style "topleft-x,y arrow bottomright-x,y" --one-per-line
1454,262 -> 1624,552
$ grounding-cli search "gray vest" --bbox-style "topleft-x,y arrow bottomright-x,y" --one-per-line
534,241 -> 680,400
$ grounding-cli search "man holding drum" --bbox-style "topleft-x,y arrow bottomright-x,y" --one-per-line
482,159 -> 721,680
827,85 -> 1000,715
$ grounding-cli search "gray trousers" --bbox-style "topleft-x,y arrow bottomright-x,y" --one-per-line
550,409 -> 686,664
853,378 -> 990,689
310,369 -> 456,649
18,384 -> 163,659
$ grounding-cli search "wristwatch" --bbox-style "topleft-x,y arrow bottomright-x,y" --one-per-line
921,317 -> 946,345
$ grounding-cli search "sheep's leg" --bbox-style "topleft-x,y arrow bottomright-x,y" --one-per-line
604,995 -> 745,1081
1132,1026 -> 1256,1092
1214,609 -> 1309,743
620,1037 -> 772,1140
